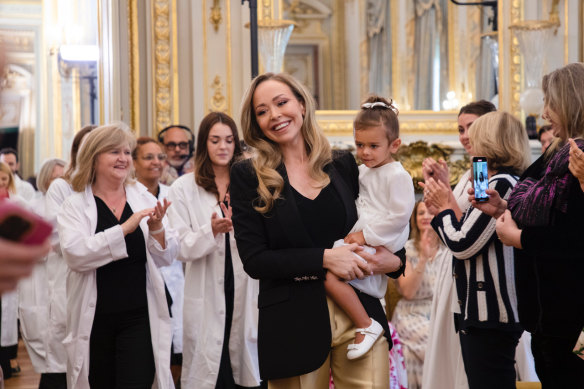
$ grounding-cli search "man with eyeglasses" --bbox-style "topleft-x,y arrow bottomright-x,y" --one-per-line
159,125 -> 194,185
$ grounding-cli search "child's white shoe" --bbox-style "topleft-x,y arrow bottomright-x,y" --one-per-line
346,318 -> 384,360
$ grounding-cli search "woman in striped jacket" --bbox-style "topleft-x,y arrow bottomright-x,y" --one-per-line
422,111 -> 531,389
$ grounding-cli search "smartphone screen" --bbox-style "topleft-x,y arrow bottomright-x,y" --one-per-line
472,157 -> 489,202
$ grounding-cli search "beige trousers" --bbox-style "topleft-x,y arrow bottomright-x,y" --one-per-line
269,297 -> 390,389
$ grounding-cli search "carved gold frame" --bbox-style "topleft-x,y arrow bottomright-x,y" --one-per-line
279,0 -> 524,136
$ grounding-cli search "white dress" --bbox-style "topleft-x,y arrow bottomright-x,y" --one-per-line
422,170 -> 471,389
392,240 -> 448,389
348,162 -> 415,298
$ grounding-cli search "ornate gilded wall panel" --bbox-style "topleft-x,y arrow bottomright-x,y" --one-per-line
151,0 -> 178,132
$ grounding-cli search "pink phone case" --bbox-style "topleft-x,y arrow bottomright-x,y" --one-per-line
0,200 -> 53,245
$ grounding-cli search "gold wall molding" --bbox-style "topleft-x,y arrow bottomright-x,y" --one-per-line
510,0 -> 523,117
210,75 -> 226,112
316,110 -> 458,138
210,0 -> 222,32
152,0 -> 178,132
128,0 -> 140,132
259,0 -> 273,21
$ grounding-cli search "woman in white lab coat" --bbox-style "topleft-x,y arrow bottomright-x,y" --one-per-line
133,136 -> 185,386
18,157 -> 67,388
167,112 -> 260,389
34,125 -> 95,389
58,123 -> 178,389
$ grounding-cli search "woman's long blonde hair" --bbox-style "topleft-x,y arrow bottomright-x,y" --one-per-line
71,123 -> 137,192
240,73 -> 332,213
543,62 -> 584,155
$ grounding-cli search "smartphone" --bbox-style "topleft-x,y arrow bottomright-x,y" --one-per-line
0,201 -> 53,244
472,156 -> 489,202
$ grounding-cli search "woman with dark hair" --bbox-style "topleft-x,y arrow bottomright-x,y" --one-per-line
133,136 -> 185,386
391,201 -> 447,389
420,100 -> 495,389
167,111 -> 261,388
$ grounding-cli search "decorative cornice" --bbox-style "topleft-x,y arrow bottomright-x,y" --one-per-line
210,0 -> 222,32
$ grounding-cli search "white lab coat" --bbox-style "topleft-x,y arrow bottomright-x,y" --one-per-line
2,197 -> 26,351
35,177 -> 76,373
17,194 -> 51,372
157,184 -> 184,354
14,174 -> 37,202
167,173 -> 260,389
58,182 -> 178,389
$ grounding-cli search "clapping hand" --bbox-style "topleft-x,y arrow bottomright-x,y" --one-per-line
147,199 -> 171,233
212,197 -> 233,236
419,178 -> 450,214
422,157 -> 450,186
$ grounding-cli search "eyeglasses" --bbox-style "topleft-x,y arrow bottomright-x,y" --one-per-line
164,142 -> 189,150
140,154 -> 167,161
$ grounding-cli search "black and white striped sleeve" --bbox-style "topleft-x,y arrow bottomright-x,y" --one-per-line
431,176 -> 516,260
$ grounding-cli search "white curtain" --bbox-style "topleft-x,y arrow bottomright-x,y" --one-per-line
476,8 -> 498,103
413,0 -> 449,110
367,0 -> 392,99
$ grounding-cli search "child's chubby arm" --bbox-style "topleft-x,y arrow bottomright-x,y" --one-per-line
344,230 -> 366,246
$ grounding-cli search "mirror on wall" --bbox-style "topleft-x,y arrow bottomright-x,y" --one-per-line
282,0 -> 498,112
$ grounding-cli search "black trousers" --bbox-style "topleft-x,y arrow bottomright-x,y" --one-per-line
39,372 -> 67,389
531,332 -> 584,389
88,307 -> 155,389
459,327 -> 522,389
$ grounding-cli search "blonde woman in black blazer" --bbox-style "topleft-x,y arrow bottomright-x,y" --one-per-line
231,73 -> 404,388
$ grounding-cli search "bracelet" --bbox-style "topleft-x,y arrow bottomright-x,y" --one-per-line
149,226 -> 165,235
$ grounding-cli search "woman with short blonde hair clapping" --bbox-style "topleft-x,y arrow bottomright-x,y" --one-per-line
58,123 -> 178,389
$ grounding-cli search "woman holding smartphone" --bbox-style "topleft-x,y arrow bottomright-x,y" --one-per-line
423,111 -> 530,389
58,124 -> 178,389
420,100 -> 495,389
475,63 -> 584,387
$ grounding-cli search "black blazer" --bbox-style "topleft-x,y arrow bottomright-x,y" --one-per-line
231,151 -> 376,380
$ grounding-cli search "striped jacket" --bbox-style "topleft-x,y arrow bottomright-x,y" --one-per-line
431,171 -> 522,331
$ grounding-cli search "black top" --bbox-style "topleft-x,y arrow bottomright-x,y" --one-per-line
291,184 -> 346,249
513,153 -> 584,338
94,196 -> 148,315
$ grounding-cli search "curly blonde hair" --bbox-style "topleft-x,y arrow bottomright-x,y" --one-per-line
240,73 -> 331,213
